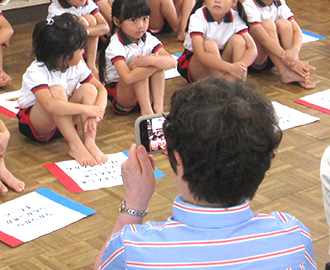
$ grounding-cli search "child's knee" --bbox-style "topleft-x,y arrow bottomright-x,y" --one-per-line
49,85 -> 67,99
81,83 -> 98,98
261,19 -> 277,34
203,39 -> 218,52
229,34 -> 246,48
275,18 -> 292,33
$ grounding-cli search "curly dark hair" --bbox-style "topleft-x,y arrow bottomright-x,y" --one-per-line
32,13 -> 87,72
163,76 -> 282,207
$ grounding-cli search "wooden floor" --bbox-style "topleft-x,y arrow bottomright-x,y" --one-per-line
0,0 -> 330,268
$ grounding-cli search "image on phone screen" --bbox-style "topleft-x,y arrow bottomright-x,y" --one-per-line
138,115 -> 167,153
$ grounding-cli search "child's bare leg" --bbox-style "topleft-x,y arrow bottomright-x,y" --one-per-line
149,0 -> 180,34
116,79 -> 154,115
149,70 -> 165,114
0,158 -> 25,193
222,34 -> 248,80
83,15 -> 99,79
70,84 -> 107,164
95,0 -> 112,30
251,21 -> 315,89
0,46 -> 10,87
30,86 -> 97,166
174,0 -> 196,41
190,40 -> 230,82
276,18 -> 294,50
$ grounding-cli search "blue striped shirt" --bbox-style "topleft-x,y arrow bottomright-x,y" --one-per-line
100,195 -> 316,269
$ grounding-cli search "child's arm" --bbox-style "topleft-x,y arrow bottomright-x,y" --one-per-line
191,35 -> 245,78
281,19 -> 303,67
235,32 -> 258,67
0,15 -> 13,47
34,88 -> 105,119
249,23 -> 285,59
114,60 -> 158,85
128,48 -> 177,70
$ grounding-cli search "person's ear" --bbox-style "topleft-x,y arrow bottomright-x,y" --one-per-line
174,151 -> 184,178
113,17 -> 121,27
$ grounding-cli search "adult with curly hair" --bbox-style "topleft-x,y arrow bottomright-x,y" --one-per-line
95,76 -> 316,269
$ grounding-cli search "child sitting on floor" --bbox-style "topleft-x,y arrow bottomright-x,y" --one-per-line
242,0 -> 315,89
17,13 -> 108,166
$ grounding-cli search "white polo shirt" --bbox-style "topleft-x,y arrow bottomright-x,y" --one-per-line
242,0 -> 294,26
183,6 -> 248,52
104,30 -> 164,84
18,60 -> 93,109
47,0 -> 99,19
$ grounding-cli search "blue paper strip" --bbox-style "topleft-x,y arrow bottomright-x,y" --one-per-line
302,30 -> 325,40
35,188 -> 96,216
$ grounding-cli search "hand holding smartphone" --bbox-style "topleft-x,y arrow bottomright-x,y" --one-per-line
135,113 -> 168,154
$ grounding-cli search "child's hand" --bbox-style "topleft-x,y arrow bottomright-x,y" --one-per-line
229,62 -> 247,79
84,105 -> 105,119
129,53 -> 159,69
129,55 -> 144,69
84,117 -> 100,133
282,49 -> 299,67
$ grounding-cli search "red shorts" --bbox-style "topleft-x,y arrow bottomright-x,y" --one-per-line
177,50 -> 194,84
105,82 -> 140,115
17,106 -> 62,142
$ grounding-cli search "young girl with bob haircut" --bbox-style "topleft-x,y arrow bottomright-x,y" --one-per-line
177,0 -> 257,83
17,13 -> 108,166
99,0 -> 177,116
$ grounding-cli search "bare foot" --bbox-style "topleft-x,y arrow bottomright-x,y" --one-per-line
281,68 -> 316,89
69,144 -> 98,166
85,140 -> 108,164
0,167 -> 25,193
0,70 -> 11,87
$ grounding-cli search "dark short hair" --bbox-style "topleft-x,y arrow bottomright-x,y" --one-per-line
164,76 -> 282,207
99,0 -> 151,83
32,13 -> 87,72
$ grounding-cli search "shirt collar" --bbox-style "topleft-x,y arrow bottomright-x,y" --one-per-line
172,195 -> 254,228
253,0 -> 282,8
117,29 -> 147,46
202,6 -> 233,23
58,0 -> 88,9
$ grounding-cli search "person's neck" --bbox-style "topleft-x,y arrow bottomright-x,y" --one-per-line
263,0 -> 274,6
181,192 -> 245,208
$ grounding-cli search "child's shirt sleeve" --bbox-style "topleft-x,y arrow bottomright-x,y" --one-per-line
19,61 -> 50,109
146,33 -> 164,55
277,0 -> 294,20
77,60 -> 93,84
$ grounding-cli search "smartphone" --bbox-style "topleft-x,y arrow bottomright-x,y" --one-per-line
135,113 -> 168,154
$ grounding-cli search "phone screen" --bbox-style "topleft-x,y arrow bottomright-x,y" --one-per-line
139,115 -> 167,153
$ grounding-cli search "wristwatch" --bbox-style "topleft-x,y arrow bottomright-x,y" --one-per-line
119,200 -> 148,217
